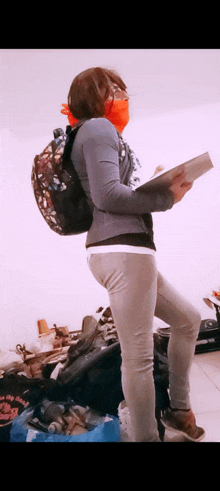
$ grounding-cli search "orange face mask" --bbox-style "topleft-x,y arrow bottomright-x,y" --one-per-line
104,99 -> 129,133
61,99 -> 129,134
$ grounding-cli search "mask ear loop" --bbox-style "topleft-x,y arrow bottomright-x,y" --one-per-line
104,83 -> 116,116
104,98 -> 114,116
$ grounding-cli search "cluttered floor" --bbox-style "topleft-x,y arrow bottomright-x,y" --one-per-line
1,305 -> 220,442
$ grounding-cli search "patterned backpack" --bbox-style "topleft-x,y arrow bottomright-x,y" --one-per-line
31,121 -> 141,236
31,122 -> 93,235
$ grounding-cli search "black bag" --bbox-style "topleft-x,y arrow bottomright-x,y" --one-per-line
196,318 -> 220,353
53,335 -> 170,441
156,318 -> 220,355
31,122 -> 93,235
0,375 -> 57,442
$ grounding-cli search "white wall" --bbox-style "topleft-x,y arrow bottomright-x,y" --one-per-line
124,104 -> 220,318
1,49 -> 220,350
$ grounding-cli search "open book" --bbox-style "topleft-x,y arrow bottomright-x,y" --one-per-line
136,152 -> 213,192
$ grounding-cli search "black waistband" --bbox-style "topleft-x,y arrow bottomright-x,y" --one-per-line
86,233 -> 156,251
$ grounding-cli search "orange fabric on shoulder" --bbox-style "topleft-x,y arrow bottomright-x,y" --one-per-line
61,104 -> 79,126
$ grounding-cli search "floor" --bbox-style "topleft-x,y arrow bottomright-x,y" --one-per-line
164,350 -> 220,442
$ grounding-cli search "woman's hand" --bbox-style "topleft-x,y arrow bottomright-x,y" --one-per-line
169,171 -> 193,204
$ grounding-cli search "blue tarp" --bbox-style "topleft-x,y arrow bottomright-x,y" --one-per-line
10,407 -> 121,442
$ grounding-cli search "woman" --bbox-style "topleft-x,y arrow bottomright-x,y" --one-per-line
63,67 -> 205,442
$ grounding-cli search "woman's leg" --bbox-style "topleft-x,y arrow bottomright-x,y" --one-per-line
155,272 -> 201,410
88,252 -> 160,442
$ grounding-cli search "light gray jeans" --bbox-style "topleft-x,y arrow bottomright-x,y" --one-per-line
88,252 -> 201,442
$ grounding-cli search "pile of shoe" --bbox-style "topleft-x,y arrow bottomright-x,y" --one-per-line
82,306 -> 118,346
14,320 -> 82,378
28,399 -> 112,436
18,307 -> 118,379
0,307 -> 120,441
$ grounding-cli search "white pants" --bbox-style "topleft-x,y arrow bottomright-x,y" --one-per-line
88,253 -> 201,442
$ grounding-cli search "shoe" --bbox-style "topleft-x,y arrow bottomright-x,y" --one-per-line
161,408 -> 205,442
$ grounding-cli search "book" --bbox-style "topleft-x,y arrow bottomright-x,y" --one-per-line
135,152 -> 213,192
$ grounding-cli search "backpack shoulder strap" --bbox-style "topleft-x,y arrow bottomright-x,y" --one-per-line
62,120 -> 86,162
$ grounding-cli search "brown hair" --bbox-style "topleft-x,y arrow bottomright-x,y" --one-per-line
68,67 -> 127,120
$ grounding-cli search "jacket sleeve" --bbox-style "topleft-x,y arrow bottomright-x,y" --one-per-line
82,118 -> 174,214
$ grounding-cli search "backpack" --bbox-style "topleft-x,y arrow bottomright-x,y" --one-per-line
31,122 -> 93,235
31,121 -> 140,236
